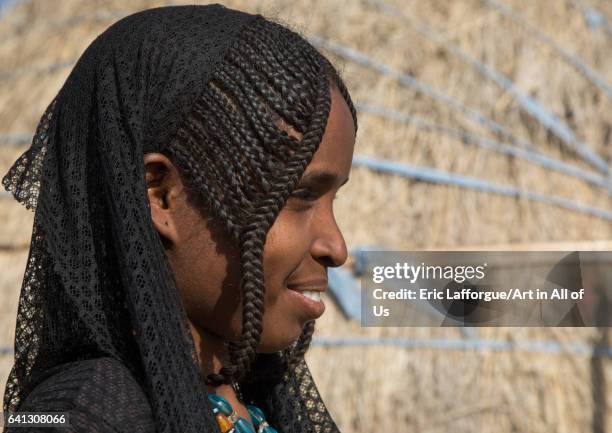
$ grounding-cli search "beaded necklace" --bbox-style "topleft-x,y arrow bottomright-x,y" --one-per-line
207,381 -> 278,433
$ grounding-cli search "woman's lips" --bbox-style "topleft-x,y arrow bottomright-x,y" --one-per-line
286,279 -> 327,319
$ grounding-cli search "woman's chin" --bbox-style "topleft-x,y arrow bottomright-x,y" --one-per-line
257,331 -> 304,353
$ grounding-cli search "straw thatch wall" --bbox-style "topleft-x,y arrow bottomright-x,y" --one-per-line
1,0 -> 611,432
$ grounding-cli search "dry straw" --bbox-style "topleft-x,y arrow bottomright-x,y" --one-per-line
0,0 -> 610,432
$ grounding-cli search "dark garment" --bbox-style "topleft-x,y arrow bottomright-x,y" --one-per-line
5,358 -> 155,433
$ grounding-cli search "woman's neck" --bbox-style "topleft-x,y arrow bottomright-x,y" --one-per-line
188,321 -> 231,393
188,321 -> 254,425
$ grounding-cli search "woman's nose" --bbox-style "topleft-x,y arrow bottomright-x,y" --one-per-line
310,208 -> 348,268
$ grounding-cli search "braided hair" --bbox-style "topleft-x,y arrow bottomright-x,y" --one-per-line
162,17 -> 357,387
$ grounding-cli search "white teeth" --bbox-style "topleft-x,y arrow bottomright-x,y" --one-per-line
301,290 -> 321,302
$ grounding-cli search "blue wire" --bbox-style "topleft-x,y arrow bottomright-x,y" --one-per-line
362,0 -> 610,176
312,337 -> 612,357
2,339 -> 611,356
569,0 -> 612,37
351,154 -> 612,221
308,34 -> 610,175
356,103 -> 612,193
487,0 -> 612,101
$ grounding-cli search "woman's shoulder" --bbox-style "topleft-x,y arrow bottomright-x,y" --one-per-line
13,357 -> 155,433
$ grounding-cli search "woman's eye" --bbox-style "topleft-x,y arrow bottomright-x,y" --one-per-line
290,188 -> 318,201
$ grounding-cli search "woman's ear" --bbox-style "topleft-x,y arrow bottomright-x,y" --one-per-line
144,153 -> 182,247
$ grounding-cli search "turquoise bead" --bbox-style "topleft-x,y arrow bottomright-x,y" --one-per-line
263,426 -> 278,433
207,394 -> 233,417
246,405 -> 266,427
234,417 -> 256,433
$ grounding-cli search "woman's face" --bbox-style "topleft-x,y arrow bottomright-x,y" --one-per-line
145,84 -> 355,353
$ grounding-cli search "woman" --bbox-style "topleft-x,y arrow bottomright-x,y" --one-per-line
1,4 -> 357,433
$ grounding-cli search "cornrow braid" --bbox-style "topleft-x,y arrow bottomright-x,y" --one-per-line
282,320 -> 316,370
164,15 -> 358,387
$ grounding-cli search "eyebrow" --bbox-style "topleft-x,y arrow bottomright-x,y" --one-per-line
299,170 -> 349,187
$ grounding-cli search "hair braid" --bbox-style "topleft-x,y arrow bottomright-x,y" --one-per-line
216,73 -> 332,384
282,320 -> 315,370
224,48 -> 311,133
165,15 -> 357,387
213,65 -> 301,153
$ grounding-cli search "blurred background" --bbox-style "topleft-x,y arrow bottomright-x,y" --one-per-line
1,0 -> 611,432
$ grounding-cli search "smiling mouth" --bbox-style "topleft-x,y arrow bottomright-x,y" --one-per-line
300,290 -> 322,302
286,280 -> 328,296
285,279 -> 328,319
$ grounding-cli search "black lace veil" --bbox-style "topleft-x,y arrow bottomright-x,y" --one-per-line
2,5 -> 341,433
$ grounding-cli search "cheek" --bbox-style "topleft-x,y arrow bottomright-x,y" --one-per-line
263,211 -> 311,299
176,237 -> 244,342
178,209 -> 313,350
